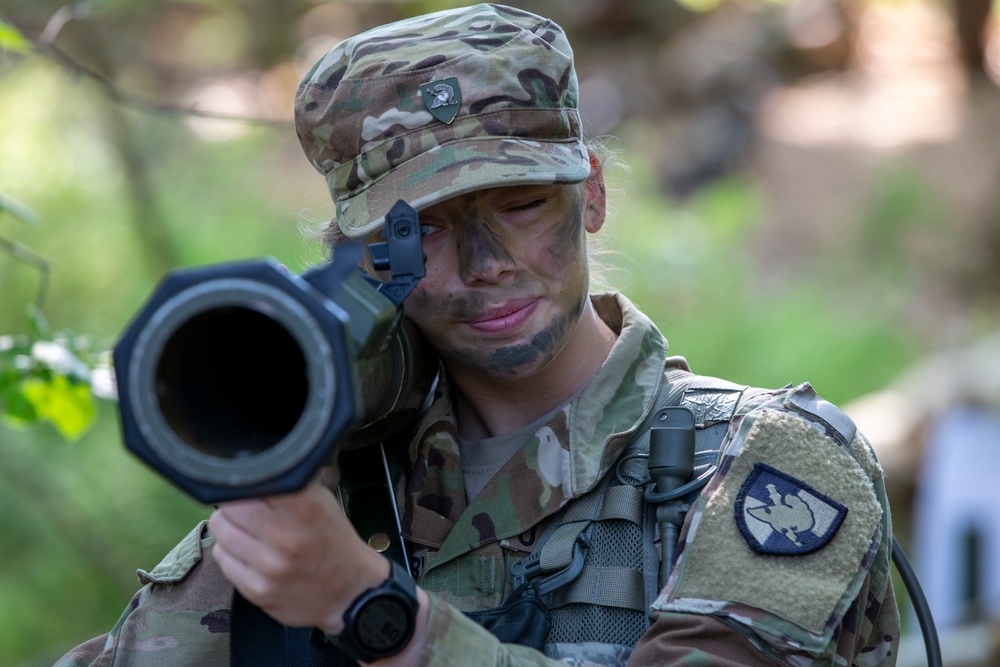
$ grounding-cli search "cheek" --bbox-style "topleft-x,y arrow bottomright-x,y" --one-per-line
534,199 -> 588,281
403,282 -> 443,330
537,187 -> 585,257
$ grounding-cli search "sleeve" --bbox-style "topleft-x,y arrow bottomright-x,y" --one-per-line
52,599 -> 135,667
629,385 -> 900,666
52,521 -> 233,667
417,594 -> 567,667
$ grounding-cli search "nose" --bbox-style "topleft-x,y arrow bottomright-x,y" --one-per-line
455,217 -> 516,284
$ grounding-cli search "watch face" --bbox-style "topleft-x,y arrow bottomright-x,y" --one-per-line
356,595 -> 411,652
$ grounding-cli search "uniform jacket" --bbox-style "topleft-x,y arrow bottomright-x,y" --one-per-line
55,293 -> 899,666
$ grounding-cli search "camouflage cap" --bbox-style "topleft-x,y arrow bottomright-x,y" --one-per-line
294,3 -> 591,238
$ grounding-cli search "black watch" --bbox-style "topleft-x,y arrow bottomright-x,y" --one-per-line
323,558 -> 419,663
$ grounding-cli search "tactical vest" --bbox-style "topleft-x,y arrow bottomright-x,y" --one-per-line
520,367 -> 796,664
230,368 -> 859,667
519,365 -> 865,664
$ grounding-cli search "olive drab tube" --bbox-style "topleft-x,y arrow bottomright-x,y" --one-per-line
112,200 -> 434,504
647,407 -> 696,589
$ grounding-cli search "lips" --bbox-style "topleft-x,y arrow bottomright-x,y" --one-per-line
465,298 -> 538,333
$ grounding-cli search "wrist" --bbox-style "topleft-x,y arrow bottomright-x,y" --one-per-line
369,587 -> 430,666
318,553 -> 391,636
319,558 -> 419,663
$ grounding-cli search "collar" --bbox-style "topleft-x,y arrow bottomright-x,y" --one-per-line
402,292 -> 669,567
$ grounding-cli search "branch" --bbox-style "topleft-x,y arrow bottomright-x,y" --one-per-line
0,235 -> 50,308
5,16 -> 293,128
37,4 -> 87,47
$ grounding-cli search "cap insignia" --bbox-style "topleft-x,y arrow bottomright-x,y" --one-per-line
420,77 -> 461,124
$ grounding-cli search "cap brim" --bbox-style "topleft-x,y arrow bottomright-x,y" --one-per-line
331,138 -> 592,238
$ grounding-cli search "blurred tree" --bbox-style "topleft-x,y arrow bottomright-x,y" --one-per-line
951,0 -> 993,74
2,1 -> 1000,663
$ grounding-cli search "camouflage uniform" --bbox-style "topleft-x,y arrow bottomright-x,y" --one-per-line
56,293 -> 899,666
57,5 -> 899,665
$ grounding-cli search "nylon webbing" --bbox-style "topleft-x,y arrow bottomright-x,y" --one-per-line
550,485 -> 641,533
539,508 -> 599,572
522,368 -> 759,633
541,370 -> 752,618
546,566 -> 646,611
535,476 -> 644,573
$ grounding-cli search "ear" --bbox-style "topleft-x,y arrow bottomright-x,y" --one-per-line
583,150 -> 607,234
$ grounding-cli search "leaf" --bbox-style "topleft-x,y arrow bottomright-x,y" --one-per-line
25,304 -> 52,340
0,192 -> 38,225
2,383 -> 39,427
0,335 -> 31,359
0,367 -> 18,395
0,21 -> 33,55
20,374 -> 96,440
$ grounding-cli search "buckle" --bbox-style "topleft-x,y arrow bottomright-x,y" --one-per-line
508,532 -> 590,596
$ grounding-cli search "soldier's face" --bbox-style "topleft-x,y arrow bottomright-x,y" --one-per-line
402,177 -> 606,382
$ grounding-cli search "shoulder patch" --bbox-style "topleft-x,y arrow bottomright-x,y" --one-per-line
736,463 -> 847,555
655,407 -> 884,649
137,520 -> 212,585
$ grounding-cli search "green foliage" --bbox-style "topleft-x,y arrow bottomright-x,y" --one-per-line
605,156 -> 925,407
1,170 -> 108,444
0,2 -> 990,663
856,163 -> 950,281
0,35 -> 322,667
0,305 -> 106,440
0,19 -> 33,54
0,412 -> 208,666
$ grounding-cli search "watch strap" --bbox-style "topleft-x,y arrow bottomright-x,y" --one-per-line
318,558 -> 418,663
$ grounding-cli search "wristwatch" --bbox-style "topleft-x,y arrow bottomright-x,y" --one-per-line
322,558 -> 419,663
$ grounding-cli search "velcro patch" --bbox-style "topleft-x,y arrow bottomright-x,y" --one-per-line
656,407 -> 883,643
736,463 -> 847,556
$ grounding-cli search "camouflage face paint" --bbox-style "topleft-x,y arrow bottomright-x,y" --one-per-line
404,183 -> 592,381
454,205 -> 516,284
483,309 -> 571,372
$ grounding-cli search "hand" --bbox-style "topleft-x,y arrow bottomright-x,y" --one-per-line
208,480 -> 388,634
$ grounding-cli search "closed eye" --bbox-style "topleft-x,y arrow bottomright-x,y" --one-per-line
506,198 -> 546,212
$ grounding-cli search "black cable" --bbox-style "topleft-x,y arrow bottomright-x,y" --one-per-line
892,536 -> 943,667
624,455 -> 943,666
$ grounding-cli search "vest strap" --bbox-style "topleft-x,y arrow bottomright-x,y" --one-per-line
546,565 -> 647,612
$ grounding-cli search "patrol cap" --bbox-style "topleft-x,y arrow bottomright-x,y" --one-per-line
294,3 -> 591,238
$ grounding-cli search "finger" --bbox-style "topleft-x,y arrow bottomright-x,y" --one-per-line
317,464 -> 340,489
213,540 -> 277,606
212,519 -> 299,589
208,510 -> 261,568
262,481 -> 336,523
214,497 -> 277,539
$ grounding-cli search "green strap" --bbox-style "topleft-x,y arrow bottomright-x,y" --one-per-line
536,480 -> 646,571
537,484 -> 604,573
546,566 -> 647,612
533,369 -> 755,615
558,483 -> 644,525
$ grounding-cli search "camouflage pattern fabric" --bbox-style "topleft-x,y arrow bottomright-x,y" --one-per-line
294,3 -> 591,239
54,521 -> 230,667
54,293 -> 899,666
402,293 -> 899,666
632,387 -> 899,666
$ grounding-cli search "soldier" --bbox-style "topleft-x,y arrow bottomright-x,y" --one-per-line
56,4 -> 899,666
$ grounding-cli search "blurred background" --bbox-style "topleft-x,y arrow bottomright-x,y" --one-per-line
2,0 -> 999,664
